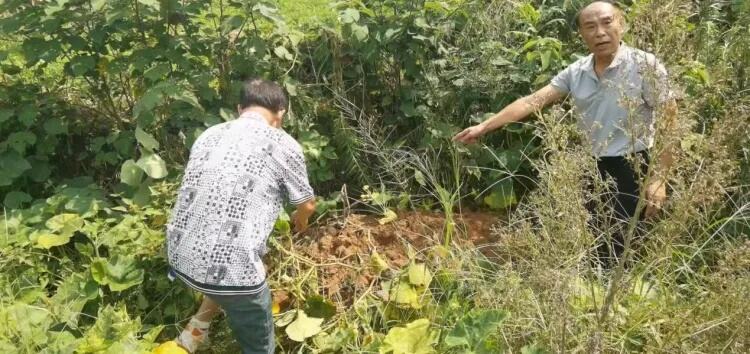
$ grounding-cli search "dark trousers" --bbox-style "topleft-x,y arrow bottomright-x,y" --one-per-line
590,151 -> 650,264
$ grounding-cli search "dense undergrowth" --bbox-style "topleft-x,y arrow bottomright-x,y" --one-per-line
1,0 -> 748,353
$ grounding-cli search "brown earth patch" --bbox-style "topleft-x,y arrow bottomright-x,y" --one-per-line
271,211 -> 501,306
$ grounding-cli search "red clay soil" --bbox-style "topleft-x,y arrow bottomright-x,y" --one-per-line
279,211 -> 501,304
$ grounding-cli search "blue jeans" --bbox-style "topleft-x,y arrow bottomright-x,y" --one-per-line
206,286 -> 274,354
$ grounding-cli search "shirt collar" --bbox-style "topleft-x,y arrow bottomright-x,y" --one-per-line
586,42 -> 629,74
609,42 -> 629,68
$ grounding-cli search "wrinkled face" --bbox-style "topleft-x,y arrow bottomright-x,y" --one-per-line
578,3 -> 624,58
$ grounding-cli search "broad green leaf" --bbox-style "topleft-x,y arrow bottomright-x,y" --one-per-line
0,151 -> 32,186
36,232 -> 73,249
274,46 -> 294,60
313,327 -> 356,353
46,213 -> 84,236
445,309 -> 507,350
120,159 -> 144,186
219,108 -> 235,122
106,255 -> 145,291
340,8 -> 360,23
138,0 -> 159,9
113,131 -> 135,155
18,105 -> 37,127
284,77 -> 298,96
285,310 -> 324,342
90,258 -> 108,285
483,179 -> 516,210
3,191 -> 31,209
135,126 -> 160,152
133,88 -> 163,119
400,101 -> 417,117
90,256 -> 144,291
22,37 -> 61,64
540,50 -> 551,70
274,218 -> 291,235
171,90 -> 202,109
443,332 -> 471,348
221,15 -> 244,32
4,303 -> 52,345
408,263 -> 433,287
0,109 -> 13,123
144,63 -> 171,81
351,23 -> 369,42
6,131 -> 36,154
136,153 -> 168,179
69,55 -> 96,76
304,295 -> 336,320
391,280 -> 420,308
77,305 -> 143,352
380,319 -> 436,354
28,159 -> 51,183
254,3 -> 284,23
132,182 -> 152,206
43,118 -> 68,135
65,35 -> 88,51
275,310 -> 297,328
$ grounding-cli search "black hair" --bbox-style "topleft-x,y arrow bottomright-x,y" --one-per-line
239,78 -> 289,113
575,0 -> 623,28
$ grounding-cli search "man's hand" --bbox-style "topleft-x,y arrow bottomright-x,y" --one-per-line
644,180 -> 667,218
291,211 -> 309,233
452,85 -> 564,145
292,199 -> 316,234
452,124 -> 486,144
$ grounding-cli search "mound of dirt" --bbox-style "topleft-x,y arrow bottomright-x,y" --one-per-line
281,211 -> 501,304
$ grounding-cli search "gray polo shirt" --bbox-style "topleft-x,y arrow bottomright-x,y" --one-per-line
166,112 -> 314,295
550,43 -> 672,157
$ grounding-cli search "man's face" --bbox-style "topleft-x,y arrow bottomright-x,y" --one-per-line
578,3 -> 624,58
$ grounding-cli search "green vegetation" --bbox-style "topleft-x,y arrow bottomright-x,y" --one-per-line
1,0 -> 748,353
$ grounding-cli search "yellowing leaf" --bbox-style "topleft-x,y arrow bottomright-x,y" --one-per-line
285,310 -> 324,342
272,301 -> 281,315
152,341 -> 188,354
45,213 -> 84,236
408,263 -> 433,287
370,250 -> 389,273
378,209 -> 398,225
136,153 -> 168,179
135,126 -> 160,152
35,232 -> 73,249
380,319 -> 437,354
391,280 -> 421,309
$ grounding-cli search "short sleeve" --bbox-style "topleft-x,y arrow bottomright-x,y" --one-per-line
279,143 -> 314,205
550,65 -> 572,93
641,57 -> 673,108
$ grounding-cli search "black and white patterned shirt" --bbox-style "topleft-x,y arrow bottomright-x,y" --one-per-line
166,111 -> 314,295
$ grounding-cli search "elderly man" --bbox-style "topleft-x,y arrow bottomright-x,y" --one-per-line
454,0 -> 677,263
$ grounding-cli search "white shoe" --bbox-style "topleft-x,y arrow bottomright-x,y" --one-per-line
175,318 -> 210,353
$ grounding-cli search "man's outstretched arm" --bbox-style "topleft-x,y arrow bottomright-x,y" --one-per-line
453,84 -> 565,144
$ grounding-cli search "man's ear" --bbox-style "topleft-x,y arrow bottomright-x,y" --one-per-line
277,109 -> 287,121
616,11 -> 628,34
